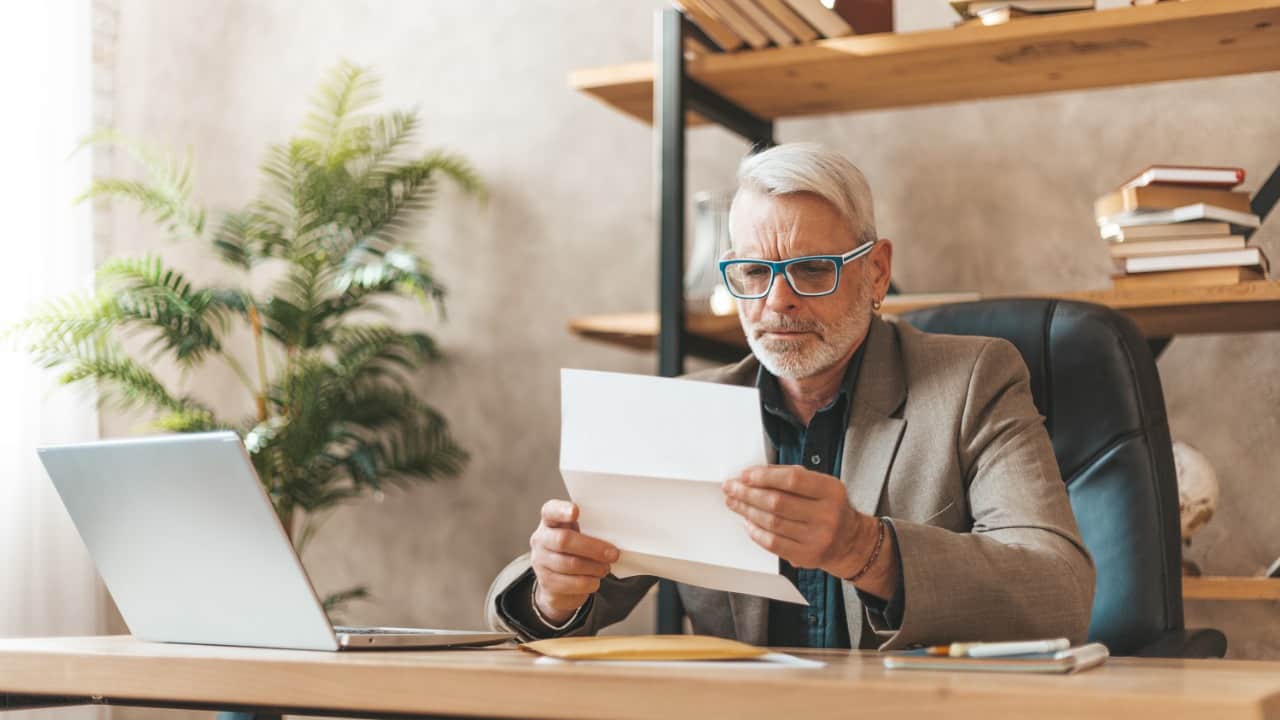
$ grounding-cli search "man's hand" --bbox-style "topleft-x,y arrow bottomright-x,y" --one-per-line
722,465 -> 885,583
529,499 -> 619,626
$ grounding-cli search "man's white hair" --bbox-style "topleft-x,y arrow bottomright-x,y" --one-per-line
733,142 -> 878,246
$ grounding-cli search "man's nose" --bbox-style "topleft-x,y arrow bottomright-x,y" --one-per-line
763,270 -> 800,312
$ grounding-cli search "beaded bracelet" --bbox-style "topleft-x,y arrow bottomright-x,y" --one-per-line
530,577 -> 583,631
845,517 -> 887,584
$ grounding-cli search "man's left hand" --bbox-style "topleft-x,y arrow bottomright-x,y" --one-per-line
722,465 -> 878,579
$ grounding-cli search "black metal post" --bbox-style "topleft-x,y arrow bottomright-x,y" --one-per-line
686,79 -> 774,150
657,7 -> 686,381
655,6 -> 687,636
1247,162 -> 1280,239
1,695 -> 90,711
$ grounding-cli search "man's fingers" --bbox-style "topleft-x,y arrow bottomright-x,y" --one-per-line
724,497 -> 807,542
540,527 -> 620,563
722,481 -> 812,520
742,520 -> 802,561
537,550 -> 611,578
541,499 -> 580,529
537,571 -> 603,597
740,465 -> 830,499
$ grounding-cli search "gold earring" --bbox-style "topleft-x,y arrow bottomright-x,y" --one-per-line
872,298 -> 882,312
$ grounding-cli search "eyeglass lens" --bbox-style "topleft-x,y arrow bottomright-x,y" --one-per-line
724,258 -> 838,297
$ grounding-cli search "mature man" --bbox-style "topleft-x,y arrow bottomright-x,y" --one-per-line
486,143 -> 1094,650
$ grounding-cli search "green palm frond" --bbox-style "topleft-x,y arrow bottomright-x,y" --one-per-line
318,382 -> 467,490
76,130 -> 206,241
98,256 -> 228,364
331,325 -> 441,379
375,407 -> 469,482
303,60 -> 380,162
321,585 -> 370,620
334,248 -> 446,313
257,139 -> 320,248
152,408 -> 223,433
345,110 -> 419,180
212,209 -> 285,269
349,150 -> 486,248
49,337 -> 212,416
10,292 -> 117,351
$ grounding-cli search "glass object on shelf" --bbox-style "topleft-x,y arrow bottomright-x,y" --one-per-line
686,191 -> 737,316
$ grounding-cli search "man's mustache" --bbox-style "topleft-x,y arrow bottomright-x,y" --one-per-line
750,317 -> 824,338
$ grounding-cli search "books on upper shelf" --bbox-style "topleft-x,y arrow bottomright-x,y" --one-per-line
1096,164 -> 1267,290
1123,164 -> 1246,190
670,0 -> 895,53
1094,185 -> 1251,220
952,0 -> 1093,25
1114,247 -> 1270,276
1108,235 -> 1246,258
674,0 -> 746,52
1098,203 -> 1260,231
1112,267 -> 1265,291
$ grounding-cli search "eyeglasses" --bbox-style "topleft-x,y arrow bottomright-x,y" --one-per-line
717,240 -> 876,300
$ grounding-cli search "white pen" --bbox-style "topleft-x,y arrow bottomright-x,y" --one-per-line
950,638 -> 1072,658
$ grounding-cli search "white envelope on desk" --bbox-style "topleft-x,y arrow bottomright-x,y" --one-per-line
559,369 -> 806,605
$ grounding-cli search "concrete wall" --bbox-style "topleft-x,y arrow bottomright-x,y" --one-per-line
97,4 -> 1277,696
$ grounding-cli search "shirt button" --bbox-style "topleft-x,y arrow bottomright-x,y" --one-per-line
809,454 -> 821,465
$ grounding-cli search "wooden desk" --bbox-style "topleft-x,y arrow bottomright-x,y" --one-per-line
2,636 -> 1279,719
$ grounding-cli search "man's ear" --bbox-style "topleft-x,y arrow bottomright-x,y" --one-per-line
870,239 -> 894,298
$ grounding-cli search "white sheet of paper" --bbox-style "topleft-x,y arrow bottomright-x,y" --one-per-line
560,369 -> 806,605
534,652 -> 825,669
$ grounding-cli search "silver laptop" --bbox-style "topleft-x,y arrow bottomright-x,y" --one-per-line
37,431 -> 514,651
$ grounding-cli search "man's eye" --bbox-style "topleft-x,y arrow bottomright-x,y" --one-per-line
742,266 -> 770,277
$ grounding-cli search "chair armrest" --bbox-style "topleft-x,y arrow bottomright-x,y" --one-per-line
1133,628 -> 1227,658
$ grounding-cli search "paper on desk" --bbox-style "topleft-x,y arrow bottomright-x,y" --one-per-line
534,653 -> 825,669
560,369 -> 806,605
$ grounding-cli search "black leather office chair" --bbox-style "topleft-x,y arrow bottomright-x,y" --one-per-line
902,298 -> 1226,658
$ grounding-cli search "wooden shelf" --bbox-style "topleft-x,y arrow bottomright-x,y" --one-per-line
571,0 -> 1280,125
568,281 -> 1280,355
1184,576 -> 1280,601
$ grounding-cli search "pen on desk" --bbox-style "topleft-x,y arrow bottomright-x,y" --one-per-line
917,638 -> 1071,658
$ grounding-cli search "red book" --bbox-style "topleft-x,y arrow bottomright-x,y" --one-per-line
1122,164 -> 1246,190
831,0 -> 893,34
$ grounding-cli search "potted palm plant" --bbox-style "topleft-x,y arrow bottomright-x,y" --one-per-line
12,60 -> 481,615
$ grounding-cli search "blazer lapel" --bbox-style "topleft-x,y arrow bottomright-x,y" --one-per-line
841,315 -> 908,516
839,317 -> 907,648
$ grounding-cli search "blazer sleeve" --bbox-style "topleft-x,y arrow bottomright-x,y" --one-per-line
485,552 -> 659,641
869,338 -> 1096,650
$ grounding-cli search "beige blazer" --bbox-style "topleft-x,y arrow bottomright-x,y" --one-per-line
486,315 -> 1095,650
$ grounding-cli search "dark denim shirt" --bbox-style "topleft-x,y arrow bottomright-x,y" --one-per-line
760,345 -> 903,648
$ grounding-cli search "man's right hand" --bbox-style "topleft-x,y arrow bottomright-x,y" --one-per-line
529,499 -> 619,626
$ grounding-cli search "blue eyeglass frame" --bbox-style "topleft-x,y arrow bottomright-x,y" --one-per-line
717,239 -> 877,299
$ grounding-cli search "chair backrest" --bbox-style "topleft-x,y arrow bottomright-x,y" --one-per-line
902,299 -> 1184,655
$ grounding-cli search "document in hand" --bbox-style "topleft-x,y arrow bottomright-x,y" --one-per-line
560,369 -> 806,605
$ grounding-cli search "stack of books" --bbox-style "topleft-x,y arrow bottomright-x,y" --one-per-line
673,0 -> 893,54
1095,165 -> 1267,290
951,0 -> 1094,26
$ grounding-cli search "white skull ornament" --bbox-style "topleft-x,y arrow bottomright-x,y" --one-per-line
1173,441 -> 1219,541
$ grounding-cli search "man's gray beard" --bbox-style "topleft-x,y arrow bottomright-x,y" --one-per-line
744,310 -> 862,380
